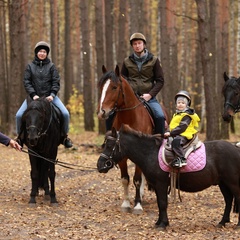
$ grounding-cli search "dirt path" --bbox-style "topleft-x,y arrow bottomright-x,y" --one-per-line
0,132 -> 239,239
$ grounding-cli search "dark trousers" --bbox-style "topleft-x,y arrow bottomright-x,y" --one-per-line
172,135 -> 188,158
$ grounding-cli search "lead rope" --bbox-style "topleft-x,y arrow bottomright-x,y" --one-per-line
21,148 -> 97,172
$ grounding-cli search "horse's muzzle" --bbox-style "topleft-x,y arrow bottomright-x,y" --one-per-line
97,159 -> 113,173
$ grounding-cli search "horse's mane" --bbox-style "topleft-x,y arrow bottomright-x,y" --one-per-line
98,70 -> 120,88
120,124 -> 162,146
222,76 -> 240,93
23,98 -> 51,117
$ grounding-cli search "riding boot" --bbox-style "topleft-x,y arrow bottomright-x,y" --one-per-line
61,135 -> 73,148
171,156 -> 187,168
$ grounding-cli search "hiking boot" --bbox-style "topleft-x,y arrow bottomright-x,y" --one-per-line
63,137 -> 73,148
171,157 -> 187,168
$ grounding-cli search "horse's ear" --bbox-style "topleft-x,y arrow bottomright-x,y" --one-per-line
112,127 -> 117,137
223,72 -> 229,82
115,65 -> 120,77
102,65 -> 107,74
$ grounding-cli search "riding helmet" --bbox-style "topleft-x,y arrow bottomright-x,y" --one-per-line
34,41 -> 50,55
175,90 -> 191,106
129,33 -> 146,45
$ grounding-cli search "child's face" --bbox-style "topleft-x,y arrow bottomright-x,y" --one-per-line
176,100 -> 187,111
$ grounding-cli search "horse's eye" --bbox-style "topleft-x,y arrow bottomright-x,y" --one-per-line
112,86 -> 117,90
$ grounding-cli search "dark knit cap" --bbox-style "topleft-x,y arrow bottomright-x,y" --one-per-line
34,41 -> 50,55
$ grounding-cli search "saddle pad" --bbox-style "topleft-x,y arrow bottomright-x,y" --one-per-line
158,141 -> 206,173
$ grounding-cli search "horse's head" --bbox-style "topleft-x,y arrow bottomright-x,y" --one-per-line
97,127 -> 122,173
22,99 -> 51,147
97,65 -> 122,120
222,72 -> 240,122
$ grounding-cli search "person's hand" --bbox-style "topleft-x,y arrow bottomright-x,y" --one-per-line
164,132 -> 170,138
33,95 -> 39,100
9,139 -> 22,151
140,93 -> 152,102
46,96 -> 53,102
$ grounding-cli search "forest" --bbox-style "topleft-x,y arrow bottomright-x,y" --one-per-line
0,0 -> 239,141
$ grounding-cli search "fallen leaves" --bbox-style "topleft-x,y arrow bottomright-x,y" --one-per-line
0,133 -> 240,239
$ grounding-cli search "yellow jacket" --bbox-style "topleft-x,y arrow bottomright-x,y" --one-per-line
169,112 -> 200,140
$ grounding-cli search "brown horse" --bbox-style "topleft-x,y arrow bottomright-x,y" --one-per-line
97,65 -> 168,213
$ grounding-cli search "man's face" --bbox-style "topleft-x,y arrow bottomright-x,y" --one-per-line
132,40 -> 145,54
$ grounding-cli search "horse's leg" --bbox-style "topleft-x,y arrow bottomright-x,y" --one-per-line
43,163 -> 50,201
29,157 -> 38,204
118,158 -> 130,212
132,166 -> 144,214
48,163 -> 58,204
155,180 -> 169,230
217,183 -> 233,227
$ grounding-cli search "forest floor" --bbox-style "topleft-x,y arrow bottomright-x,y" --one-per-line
0,131 -> 240,240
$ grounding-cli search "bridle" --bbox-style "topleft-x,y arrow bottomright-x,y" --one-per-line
224,100 -> 240,113
111,78 -> 144,113
100,134 -> 121,169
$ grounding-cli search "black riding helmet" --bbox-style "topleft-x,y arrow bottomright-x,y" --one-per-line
175,90 -> 191,107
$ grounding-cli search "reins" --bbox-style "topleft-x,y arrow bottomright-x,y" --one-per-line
21,148 -> 97,172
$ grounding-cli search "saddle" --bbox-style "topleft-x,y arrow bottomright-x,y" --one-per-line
162,135 -> 202,166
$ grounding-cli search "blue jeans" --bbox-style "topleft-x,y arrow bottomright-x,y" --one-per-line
105,97 -> 165,134
16,96 -> 70,135
148,97 -> 165,135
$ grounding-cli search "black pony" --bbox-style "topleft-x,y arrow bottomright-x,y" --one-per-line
222,72 -> 240,122
97,124 -> 240,230
18,97 -> 61,204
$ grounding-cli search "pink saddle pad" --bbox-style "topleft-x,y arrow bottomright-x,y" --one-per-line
158,141 -> 206,173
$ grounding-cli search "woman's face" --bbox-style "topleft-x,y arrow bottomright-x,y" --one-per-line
132,40 -> 145,55
37,49 -> 47,60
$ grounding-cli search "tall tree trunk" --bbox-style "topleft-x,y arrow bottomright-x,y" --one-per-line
8,0 -> 25,135
0,1 -> 8,132
50,0 -> 58,66
95,0 -> 105,134
195,0 -> 218,140
64,0 -> 73,103
80,1 -> 94,131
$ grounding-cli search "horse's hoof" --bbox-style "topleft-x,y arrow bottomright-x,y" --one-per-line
132,208 -> 143,215
234,225 -> 240,230
51,202 -> 59,207
44,195 -> 51,201
28,202 -> 36,207
121,207 -> 131,213
216,223 -> 225,228
132,202 -> 143,214
155,224 -> 167,231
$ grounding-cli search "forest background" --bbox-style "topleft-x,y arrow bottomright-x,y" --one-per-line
0,0 -> 238,141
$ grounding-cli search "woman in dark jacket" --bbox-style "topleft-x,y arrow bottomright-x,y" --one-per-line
16,41 -> 72,148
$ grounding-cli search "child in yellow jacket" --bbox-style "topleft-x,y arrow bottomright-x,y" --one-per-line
164,90 -> 200,168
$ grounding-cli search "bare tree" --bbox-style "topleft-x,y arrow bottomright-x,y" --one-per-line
195,0 -> 218,140
8,0 -> 26,134
80,1 -> 94,131
64,0 -> 73,103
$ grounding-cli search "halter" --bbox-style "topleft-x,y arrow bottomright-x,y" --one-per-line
100,134 -> 121,169
224,101 -> 240,113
